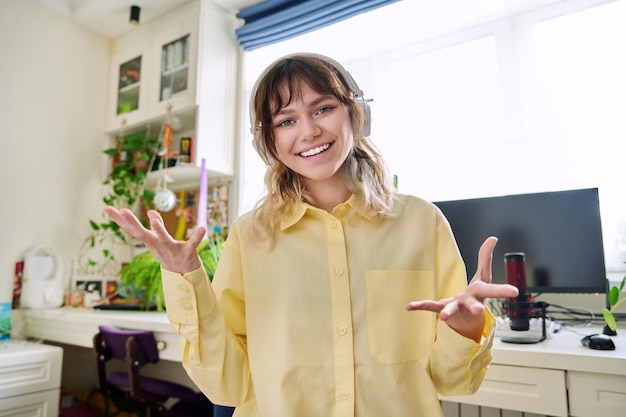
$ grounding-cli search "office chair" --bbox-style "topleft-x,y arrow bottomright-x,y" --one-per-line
93,325 -> 213,417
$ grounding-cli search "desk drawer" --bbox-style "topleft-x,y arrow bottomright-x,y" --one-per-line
0,388 -> 60,417
0,342 -> 63,399
440,364 -> 568,416
568,371 -> 626,417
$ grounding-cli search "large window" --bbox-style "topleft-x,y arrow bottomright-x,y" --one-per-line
530,2 -> 626,258
240,0 -> 626,274
377,35 -> 502,201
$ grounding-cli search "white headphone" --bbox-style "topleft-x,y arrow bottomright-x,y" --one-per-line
248,52 -> 372,137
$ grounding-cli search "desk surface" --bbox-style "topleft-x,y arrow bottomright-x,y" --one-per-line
492,326 -> 626,376
16,307 -> 626,373
16,308 -> 182,361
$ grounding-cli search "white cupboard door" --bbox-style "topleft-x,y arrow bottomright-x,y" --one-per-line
106,38 -> 151,132
147,13 -> 199,121
568,371 -> 626,417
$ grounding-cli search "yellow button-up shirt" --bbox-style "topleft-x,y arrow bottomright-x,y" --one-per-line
163,194 -> 495,417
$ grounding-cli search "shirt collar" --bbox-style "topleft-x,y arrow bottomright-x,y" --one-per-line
280,195 -> 375,231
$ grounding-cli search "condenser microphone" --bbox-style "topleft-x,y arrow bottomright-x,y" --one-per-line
504,252 -> 530,331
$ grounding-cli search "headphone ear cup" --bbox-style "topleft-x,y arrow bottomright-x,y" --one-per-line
357,100 -> 371,138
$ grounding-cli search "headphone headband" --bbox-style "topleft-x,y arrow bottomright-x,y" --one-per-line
248,53 -> 371,137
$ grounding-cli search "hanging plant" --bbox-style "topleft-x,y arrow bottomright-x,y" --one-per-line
77,129 -> 160,277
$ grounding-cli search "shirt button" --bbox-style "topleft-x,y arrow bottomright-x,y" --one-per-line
340,390 -> 350,399
338,326 -> 347,335
331,222 -> 338,229
334,268 -> 343,276
177,285 -> 190,294
181,303 -> 194,312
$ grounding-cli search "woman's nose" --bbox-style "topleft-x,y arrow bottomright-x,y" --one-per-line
300,116 -> 321,140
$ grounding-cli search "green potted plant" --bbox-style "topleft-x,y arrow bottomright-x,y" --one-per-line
117,236 -> 226,311
77,129 -> 160,278
603,276 -> 625,335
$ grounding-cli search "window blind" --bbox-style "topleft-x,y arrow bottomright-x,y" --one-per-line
235,0 -> 400,51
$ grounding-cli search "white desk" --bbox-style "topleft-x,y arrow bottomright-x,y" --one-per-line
443,327 -> 626,417
17,308 -> 626,416
17,308 -> 182,361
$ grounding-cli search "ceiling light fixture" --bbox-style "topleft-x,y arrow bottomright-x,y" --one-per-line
130,5 -> 141,26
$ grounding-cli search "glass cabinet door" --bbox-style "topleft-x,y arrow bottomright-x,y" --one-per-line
160,34 -> 190,101
117,55 -> 142,114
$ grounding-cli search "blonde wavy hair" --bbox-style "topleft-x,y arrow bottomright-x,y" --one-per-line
250,54 -> 397,240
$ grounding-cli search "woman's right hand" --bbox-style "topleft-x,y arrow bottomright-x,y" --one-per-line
104,206 -> 206,274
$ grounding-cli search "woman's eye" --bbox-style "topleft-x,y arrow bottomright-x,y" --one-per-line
277,119 -> 294,127
316,106 -> 332,116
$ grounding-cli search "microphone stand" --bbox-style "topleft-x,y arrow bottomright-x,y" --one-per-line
501,299 -> 549,344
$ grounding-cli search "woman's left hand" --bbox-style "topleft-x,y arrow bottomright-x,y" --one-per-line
406,236 -> 519,342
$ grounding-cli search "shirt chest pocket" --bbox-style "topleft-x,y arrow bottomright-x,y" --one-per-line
366,270 -> 436,364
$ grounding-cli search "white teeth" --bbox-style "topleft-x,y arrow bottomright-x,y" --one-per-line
300,144 -> 330,157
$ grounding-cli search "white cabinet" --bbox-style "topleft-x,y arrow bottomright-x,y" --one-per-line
441,364 -> 569,416
146,12 -> 199,122
568,371 -> 626,417
106,0 -> 237,179
107,37 -> 151,130
439,328 -> 626,417
106,2 -> 199,132
193,3 -> 239,178
0,341 -> 63,417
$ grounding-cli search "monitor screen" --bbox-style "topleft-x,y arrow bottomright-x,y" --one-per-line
434,188 -> 607,294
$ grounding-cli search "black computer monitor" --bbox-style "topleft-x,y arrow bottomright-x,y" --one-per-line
434,188 -> 607,294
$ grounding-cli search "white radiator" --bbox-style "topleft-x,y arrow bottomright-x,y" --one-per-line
441,401 -> 549,417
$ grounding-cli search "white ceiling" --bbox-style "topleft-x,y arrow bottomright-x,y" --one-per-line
32,0 -> 573,49
32,0 -> 262,39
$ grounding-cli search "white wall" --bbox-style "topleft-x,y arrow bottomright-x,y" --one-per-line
0,0 -> 110,303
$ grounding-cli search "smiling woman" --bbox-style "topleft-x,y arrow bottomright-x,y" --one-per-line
242,0 -> 626,277
103,51 -> 518,417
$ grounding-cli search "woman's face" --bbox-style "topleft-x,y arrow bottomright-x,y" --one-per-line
271,82 -> 354,188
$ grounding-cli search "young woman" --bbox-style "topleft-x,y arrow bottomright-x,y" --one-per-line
105,53 -> 517,417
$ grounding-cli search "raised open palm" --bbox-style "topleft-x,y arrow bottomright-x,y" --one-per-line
406,237 -> 519,341
104,206 -> 206,274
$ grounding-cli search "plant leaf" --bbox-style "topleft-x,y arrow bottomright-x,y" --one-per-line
608,285 -> 620,307
602,308 -> 617,331
103,148 -> 118,158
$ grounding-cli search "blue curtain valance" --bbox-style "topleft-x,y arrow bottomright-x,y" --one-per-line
235,0 -> 400,51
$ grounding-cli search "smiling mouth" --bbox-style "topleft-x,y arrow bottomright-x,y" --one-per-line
299,143 -> 330,157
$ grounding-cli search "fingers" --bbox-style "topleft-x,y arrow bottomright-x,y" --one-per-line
407,297 -> 484,322
487,283 -> 519,298
146,210 -> 173,239
471,236 -> 498,284
187,225 -> 208,247
105,206 -> 206,246
406,298 -> 452,312
104,206 -> 161,245
104,207 -> 142,236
